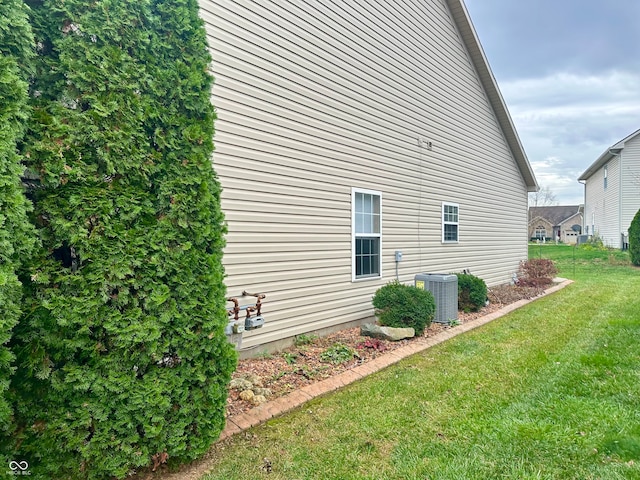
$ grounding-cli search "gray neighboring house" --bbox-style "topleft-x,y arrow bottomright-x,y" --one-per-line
528,206 -> 584,244
200,0 -> 538,354
578,128 -> 640,249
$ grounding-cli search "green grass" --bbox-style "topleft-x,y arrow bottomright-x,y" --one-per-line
529,242 -> 632,282
200,245 -> 640,479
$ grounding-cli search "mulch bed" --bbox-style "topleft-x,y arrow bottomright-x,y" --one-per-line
226,283 -> 544,417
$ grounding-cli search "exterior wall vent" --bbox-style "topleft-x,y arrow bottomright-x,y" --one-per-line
415,274 -> 458,324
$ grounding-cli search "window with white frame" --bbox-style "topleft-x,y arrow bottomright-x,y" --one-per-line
604,164 -> 608,189
442,202 -> 459,243
352,188 -> 381,280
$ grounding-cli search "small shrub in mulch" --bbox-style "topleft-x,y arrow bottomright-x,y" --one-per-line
456,273 -> 488,313
320,343 -> 359,364
517,258 -> 558,287
357,338 -> 388,353
372,280 -> 435,335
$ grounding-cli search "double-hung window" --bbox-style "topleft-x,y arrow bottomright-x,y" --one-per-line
352,188 -> 381,280
442,202 -> 459,243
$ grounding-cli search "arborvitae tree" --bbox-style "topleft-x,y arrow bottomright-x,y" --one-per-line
629,209 -> 640,266
8,0 -> 236,478
0,0 -> 36,450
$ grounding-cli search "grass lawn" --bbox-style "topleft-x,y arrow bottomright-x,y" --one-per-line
201,244 -> 640,480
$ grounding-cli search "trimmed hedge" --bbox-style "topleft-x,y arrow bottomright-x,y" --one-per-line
0,0 -> 36,450
456,273 -> 487,313
372,281 -> 435,335
6,1 -> 236,478
630,209 -> 640,266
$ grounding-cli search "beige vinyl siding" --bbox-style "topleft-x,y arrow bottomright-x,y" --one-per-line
584,175 -> 602,241
201,0 -> 530,351
602,156 -> 621,247
621,134 -> 640,236
584,156 -> 621,247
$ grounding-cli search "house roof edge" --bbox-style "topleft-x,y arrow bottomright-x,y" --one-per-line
578,127 -> 640,181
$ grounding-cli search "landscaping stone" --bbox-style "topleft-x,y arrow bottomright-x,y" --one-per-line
360,323 -> 415,341
254,387 -> 272,397
229,378 -> 253,390
239,390 -> 255,402
252,395 -> 267,405
244,373 -> 263,387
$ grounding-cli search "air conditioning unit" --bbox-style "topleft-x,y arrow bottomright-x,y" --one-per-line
415,273 -> 458,324
577,234 -> 590,245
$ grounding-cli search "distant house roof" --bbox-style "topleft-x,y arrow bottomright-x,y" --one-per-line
446,0 -> 538,193
529,205 -> 583,226
578,128 -> 640,181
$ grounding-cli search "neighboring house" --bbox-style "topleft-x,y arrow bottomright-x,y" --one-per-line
578,128 -> 640,249
200,0 -> 538,354
528,206 -> 584,244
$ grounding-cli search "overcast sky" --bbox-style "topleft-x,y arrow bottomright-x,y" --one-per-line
464,0 -> 640,205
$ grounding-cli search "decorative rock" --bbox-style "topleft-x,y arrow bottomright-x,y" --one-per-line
253,387 -> 272,397
239,389 -> 255,402
252,395 -> 267,405
244,373 -> 263,387
229,378 -> 253,390
360,323 -> 415,341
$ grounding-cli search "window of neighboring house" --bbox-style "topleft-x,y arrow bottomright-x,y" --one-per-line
535,226 -> 546,239
352,188 -> 381,280
604,164 -> 608,189
442,202 -> 459,243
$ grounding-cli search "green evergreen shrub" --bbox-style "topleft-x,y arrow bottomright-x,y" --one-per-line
7,1 -> 236,478
456,273 -> 487,313
629,209 -> 640,266
0,0 -> 36,450
372,281 -> 435,335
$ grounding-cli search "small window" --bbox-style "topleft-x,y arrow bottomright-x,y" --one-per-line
352,188 -> 382,280
442,202 -> 459,243
604,164 -> 608,189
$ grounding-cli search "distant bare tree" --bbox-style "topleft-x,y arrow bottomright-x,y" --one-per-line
529,186 -> 558,207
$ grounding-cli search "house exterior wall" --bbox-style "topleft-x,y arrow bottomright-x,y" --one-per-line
584,155 -> 621,247
528,212 -> 582,244
559,213 -> 582,244
583,131 -> 640,249
528,217 -> 552,240
620,134 -> 640,237
200,0 -> 531,352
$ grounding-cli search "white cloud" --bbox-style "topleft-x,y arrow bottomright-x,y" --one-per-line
499,71 -> 640,204
464,1 -> 640,205
530,156 -> 585,205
